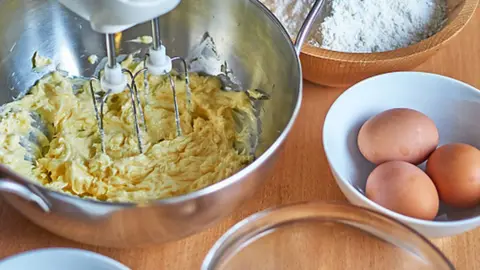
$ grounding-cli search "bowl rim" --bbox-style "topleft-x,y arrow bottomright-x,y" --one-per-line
322,71 -> 480,227
300,0 -> 479,62
0,248 -> 129,269
201,201 -> 455,270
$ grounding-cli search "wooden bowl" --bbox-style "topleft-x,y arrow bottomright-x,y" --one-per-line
300,0 -> 479,87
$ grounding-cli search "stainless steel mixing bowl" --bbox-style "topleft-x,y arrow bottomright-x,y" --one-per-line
0,0 -> 324,247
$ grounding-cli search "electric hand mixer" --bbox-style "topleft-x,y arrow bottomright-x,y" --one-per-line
58,0 -> 191,154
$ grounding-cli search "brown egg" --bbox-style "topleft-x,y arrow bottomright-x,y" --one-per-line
358,108 -> 439,165
366,161 -> 439,220
426,143 -> 480,208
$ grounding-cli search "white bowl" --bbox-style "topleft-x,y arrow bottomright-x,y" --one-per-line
0,248 -> 129,270
323,71 -> 480,238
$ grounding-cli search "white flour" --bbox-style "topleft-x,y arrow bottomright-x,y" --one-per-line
261,0 -> 447,53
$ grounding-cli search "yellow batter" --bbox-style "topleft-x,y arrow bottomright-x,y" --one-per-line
0,56 -> 256,203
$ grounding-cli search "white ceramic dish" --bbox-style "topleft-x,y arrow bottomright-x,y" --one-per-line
0,248 -> 130,270
323,71 -> 480,238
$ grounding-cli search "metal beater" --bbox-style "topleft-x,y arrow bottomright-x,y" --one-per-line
57,0 -> 191,154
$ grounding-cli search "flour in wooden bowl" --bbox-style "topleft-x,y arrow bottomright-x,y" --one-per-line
261,0 -> 448,53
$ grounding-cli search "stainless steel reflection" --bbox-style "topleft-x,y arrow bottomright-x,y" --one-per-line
0,0 -> 324,247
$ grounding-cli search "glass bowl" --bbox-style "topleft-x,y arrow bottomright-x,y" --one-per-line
202,202 -> 454,270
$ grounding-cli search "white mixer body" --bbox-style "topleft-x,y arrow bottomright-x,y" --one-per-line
58,0 -> 181,33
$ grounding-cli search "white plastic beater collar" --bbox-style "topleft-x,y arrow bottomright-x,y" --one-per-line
100,63 -> 128,94
146,45 -> 172,75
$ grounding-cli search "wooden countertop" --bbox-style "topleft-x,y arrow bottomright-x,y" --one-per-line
0,8 -> 479,270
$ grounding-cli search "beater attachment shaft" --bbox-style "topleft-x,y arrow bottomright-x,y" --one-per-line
135,17 -> 192,137
89,33 -> 145,155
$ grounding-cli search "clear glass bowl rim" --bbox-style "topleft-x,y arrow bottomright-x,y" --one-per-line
201,201 -> 455,270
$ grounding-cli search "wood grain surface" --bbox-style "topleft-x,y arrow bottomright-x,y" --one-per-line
0,7 -> 479,270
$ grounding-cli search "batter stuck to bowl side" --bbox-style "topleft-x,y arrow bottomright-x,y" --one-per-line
0,56 -> 258,203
